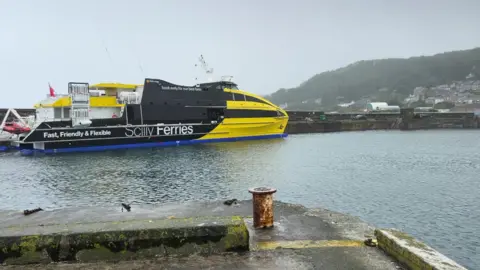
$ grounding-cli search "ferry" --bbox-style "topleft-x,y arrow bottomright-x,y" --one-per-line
2,78 -> 288,154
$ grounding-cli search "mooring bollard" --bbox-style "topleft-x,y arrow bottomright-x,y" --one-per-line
248,187 -> 277,229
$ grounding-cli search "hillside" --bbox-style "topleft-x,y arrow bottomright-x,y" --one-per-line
265,47 -> 480,110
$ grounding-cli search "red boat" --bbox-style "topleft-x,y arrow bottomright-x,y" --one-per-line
2,122 -> 31,134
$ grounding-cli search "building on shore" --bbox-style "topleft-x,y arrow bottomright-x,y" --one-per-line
366,102 -> 400,113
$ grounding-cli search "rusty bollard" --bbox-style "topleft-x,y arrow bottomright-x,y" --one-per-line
248,187 -> 277,229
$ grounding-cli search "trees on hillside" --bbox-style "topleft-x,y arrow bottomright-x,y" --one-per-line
266,48 -> 480,109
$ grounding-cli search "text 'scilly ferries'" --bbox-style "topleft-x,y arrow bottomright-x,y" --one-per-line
5,78 -> 289,154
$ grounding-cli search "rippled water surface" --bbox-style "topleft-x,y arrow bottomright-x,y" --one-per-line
1,130 -> 479,269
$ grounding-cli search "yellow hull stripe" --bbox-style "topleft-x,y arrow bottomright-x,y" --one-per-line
89,83 -> 139,89
34,96 -> 124,108
199,117 -> 288,140
253,240 -> 365,250
226,101 -> 278,111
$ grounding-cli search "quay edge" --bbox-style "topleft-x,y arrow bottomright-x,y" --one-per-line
375,229 -> 466,270
0,200 -> 467,269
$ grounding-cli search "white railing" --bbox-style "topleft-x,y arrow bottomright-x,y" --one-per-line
118,92 -> 142,104
44,94 -> 69,99
120,96 -> 141,104
0,131 -> 14,140
0,108 -> 29,129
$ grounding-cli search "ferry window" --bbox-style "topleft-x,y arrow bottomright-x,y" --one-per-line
54,108 -> 62,119
245,95 -> 268,105
233,93 -> 245,101
223,84 -> 238,90
63,107 -> 71,118
245,96 -> 257,102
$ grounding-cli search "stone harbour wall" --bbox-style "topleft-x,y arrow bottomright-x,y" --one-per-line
285,110 -> 479,134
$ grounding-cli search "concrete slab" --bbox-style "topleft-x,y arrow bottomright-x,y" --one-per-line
0,248 -> 401,270
0,200 -> 402,269
0,201 -> 370,242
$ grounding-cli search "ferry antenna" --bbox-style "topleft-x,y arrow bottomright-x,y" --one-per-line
101,39 -> 117,80
96,19 -> 146,80
195,54 -> 214,82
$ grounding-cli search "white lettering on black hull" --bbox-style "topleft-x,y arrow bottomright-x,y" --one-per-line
125,125 -> 194,137
160,86 -> 201,91
42,130 -> 112,139
32,125 -> 196,143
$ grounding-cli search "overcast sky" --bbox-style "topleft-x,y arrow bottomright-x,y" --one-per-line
1,0 -> 479,107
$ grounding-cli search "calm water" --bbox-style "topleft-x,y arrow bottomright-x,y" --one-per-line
0,130 -> 479,269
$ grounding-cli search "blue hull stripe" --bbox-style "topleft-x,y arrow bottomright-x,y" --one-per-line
19,133 -> 288,155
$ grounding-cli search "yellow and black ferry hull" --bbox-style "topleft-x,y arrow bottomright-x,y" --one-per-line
17,78 -> 290,154
17,116 -> 288,155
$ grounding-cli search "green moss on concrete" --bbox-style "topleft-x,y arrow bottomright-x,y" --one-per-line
9,242 -> 19,252
0,235 -> 61,263
75,243 -> 136,262
224,217 -> 249,251
375,229 -> 465,270
3,249 -> 52,265
0,215 -> 249,265
19,235 -> 40,253
387,230 -> 430,250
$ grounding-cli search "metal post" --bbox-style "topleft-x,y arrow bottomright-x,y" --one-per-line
248,187 -> 277,229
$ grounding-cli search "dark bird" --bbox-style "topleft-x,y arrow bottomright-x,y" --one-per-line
121,203 -> 131,212
223,199 -> 238,206
23,208 -> 43,216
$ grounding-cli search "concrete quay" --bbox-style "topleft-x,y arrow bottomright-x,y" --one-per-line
286,119 -> 396,134
0,200 -> 467,270
285,109 -> 480,134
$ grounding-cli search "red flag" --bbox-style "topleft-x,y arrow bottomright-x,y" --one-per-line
49,83 -> 56,97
